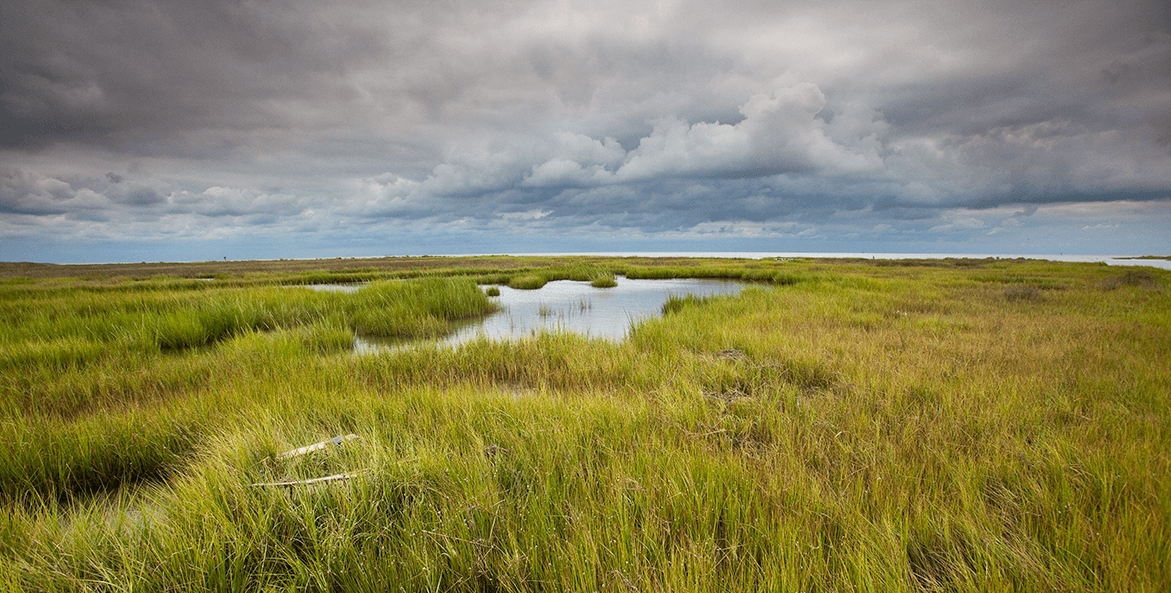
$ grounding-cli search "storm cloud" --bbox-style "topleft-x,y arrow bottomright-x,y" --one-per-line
2,0 -> 1169,261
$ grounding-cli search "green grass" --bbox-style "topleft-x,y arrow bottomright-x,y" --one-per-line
507,274 -> 548,290
661,293 -> 713,315
0,257 -> 1168,591
589,272 -> 618,288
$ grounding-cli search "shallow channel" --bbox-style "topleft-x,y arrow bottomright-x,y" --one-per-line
310,277 -> 748,352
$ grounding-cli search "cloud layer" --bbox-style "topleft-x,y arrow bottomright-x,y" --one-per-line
2,0 -> 1170,261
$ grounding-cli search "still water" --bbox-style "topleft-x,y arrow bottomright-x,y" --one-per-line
350,277 -> 747,352
461,277 -> 744,342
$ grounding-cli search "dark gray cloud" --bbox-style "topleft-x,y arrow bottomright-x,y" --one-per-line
1,0 -> 402,151
1,0 -> 1169,261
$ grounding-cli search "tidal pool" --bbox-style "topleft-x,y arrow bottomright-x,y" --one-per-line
351,277 -> 748,352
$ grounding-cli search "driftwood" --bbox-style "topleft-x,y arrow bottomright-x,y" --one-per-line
251,434 -> 365,489
276,434 -> 359,459
250,471 -> 366,489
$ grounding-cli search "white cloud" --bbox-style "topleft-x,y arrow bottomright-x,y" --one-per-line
987,217 -> 1021,234
429,83 -> 893,195
930,216 -> 985,233
498,209 -> 552,221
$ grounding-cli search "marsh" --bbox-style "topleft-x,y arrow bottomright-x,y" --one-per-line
353,276 -> 747,351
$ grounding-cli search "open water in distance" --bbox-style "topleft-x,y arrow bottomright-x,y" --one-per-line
84,252 -> 1170,269
334,277 -> 747,352
501,252 -> 1171,271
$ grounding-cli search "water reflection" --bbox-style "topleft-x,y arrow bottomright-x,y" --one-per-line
458,277 -> 744,343
304,284 -> 362,293
348,277 -> 747,352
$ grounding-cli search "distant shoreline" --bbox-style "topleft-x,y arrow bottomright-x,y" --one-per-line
2,252 -> 1170,278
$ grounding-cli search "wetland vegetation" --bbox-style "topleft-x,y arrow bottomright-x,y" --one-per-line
0,255 -> 1168,591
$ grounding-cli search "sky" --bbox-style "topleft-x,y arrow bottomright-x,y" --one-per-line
2,0 -> 1170,263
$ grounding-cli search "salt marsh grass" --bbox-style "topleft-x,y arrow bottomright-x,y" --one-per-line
589,272 -> 618,288
507,274 -> 547,290
1,257 -> 1168,591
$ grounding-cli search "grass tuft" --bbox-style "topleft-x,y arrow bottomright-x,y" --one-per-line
1003,284 -> 1043,301
1100,270 -> 1160,290
589,273 -> 618,288
661,293 -> 712,315
508,274 -> 547,290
